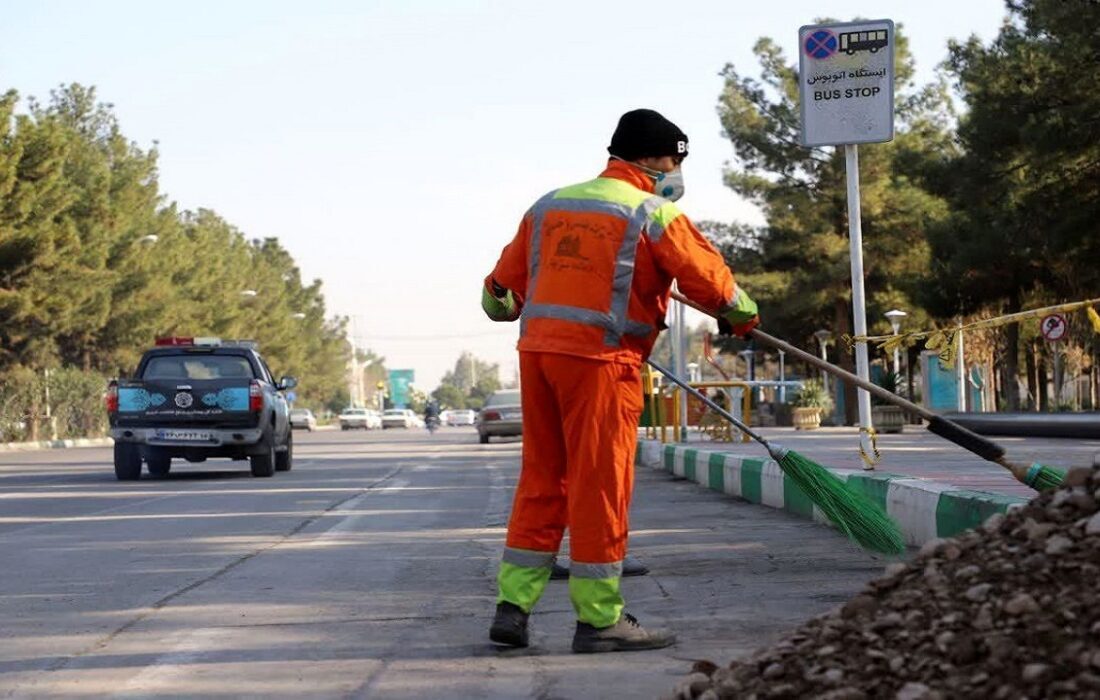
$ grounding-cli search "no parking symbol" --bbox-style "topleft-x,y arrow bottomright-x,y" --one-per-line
1041,313 -> 1068,342
804,30 -> 838,59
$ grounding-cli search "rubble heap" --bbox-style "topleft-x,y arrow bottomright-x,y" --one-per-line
666,467 -> 1100,700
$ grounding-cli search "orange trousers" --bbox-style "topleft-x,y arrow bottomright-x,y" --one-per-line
505,351 -> 644,564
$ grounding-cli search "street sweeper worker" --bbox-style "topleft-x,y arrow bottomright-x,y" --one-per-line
481,108 -> 759,653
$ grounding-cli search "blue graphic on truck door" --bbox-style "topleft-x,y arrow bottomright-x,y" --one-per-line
201,388 -> 250,411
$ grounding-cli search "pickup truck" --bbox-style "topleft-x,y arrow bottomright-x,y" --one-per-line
107,337 -> 296,480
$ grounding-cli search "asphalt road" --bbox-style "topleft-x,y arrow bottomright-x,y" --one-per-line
0,429 -> 893,698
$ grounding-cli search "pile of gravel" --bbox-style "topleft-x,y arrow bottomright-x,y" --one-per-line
665,467 -> 1100,700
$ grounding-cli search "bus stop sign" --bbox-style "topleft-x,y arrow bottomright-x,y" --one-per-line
799,19 -> 895,146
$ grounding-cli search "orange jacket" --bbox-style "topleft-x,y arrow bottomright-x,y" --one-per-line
487,159 -> 737,366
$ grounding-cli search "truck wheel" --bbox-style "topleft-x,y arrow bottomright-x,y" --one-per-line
275,431 -> 293,472
250,439 -> 276,477
146,450 -> 172,477
114,443 -> 142,481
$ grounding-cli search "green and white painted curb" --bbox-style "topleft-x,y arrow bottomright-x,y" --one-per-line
636,440 -> 1027,547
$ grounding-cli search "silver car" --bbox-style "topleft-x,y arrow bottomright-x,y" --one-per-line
289,408 -> 317,431
477,389 -> 522,444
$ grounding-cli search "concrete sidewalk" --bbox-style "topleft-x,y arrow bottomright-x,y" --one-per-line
637,427 -> 1099,547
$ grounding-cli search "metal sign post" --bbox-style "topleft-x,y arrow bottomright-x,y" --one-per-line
844,144 -> 875,450
800,19 -> 895,466
955,324 -> 967,411
672,285 -> 689,441
1042,313 -> 1068,408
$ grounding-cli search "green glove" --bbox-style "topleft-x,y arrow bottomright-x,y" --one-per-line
482,285 -> 520,322
722,285 -> 758,325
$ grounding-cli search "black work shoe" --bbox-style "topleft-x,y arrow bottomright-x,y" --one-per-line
489,602 -> 529,648
572,612 -> 676,653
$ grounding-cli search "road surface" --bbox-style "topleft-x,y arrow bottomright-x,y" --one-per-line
0,429 -> 890,698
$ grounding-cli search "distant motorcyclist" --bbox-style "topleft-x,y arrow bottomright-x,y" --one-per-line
424,400 -> 441,432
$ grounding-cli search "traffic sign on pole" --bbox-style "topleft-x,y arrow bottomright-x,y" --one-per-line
799,18 -> 896,466
799,19 -> 895,147
1041,313 -> 1068,342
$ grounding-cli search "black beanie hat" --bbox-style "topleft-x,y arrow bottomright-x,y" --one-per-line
607,109 -> 689,161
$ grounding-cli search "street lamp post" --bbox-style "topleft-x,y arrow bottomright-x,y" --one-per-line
778,349 -> 787,403
884,309 -> 907,378
686,361 -> 700,383
813,330 -> 832,393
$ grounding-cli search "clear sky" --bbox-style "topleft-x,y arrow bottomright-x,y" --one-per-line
1,0 -> 1007,391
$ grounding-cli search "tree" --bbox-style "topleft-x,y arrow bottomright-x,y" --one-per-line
929,0 -> 1100,409
712,25 -> 952,421
432,384 -> 467,410
435,352 -> 501,410
0,83 -> 356,427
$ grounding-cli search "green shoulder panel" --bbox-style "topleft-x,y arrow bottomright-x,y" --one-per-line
649,200 -> 683,231
553,177 -> 652,208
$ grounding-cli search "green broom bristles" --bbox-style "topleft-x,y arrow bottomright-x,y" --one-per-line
1024,463 -> 1066,491
774,448 -> 906,555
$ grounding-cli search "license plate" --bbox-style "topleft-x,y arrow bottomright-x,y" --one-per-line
502,412 -> 521,420
156,429 -> 212,442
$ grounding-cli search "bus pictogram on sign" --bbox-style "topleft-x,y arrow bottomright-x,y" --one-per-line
839,29 -> 889,55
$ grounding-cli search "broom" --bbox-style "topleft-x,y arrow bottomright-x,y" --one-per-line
647,358 -> 905,555
670,291 -> 1066,492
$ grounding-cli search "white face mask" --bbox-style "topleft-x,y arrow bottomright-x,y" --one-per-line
626,159 -> 685,201
650,168 -> 685,201
611,156 -> 686,201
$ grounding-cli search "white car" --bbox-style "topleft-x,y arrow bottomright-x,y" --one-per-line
339,408 -> 372,430
289,408 -> 317,431
382,409 -> 418,429
447,409 -> 477,426
365,410 -> 383,430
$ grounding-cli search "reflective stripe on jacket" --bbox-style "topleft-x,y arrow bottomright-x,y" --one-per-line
488,159 -> 736,365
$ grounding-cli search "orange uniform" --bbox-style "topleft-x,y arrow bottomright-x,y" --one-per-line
487,158 -> 738,627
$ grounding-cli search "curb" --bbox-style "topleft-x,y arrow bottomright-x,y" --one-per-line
0,437 -> 114,453
636,440 -> 1028,547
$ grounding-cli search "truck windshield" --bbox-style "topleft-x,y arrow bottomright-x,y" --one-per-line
143,355 -> 255,380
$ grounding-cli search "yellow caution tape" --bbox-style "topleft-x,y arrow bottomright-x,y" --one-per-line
858,426 -> 881,469
845,298 -> 1100,367
1089,306 -> 1100,334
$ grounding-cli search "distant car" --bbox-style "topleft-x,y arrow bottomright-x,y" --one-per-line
382,409 -> 417,429
289,408 -> 317,431
447,409 -> 477,427
339,408 -> 373,430
477,389 -> 522,444
365,409 -> 383,430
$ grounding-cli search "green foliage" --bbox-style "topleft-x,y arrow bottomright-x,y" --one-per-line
0,84 -> 355,431
871,371 -> 901,406
406,386 -> 429,414
793,379 -> 833,411
434,352 -> 500,410
432,384 -> 467,410
931,0 -> 1100,308
0,366 -> 107,441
